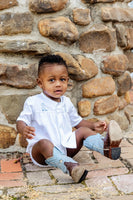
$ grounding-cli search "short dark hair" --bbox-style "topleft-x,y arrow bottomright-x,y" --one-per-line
38,54 -> 68,76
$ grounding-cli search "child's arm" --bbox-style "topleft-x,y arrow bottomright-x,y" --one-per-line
75,119 -> 107,134
16,120 -> 36,139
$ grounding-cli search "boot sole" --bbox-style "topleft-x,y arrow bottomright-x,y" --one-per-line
78,169 -> 88,183
71,166 -> 88,183
108,120 -> 123,160
109,120 -> 123,145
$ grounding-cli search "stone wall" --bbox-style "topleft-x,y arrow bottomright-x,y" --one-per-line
0,0 -> 133,151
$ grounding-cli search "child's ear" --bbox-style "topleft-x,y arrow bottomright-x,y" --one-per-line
37,78 -> 42,88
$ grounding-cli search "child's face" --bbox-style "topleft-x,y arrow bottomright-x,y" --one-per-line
37,64 -> 69,102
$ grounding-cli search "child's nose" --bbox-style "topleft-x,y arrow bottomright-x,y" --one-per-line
56,80 -> 61,86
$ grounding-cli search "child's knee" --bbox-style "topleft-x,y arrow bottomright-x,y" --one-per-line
38,139 -> 54,150
76,127 -> 93,138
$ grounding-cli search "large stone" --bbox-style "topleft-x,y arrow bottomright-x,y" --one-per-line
55,52 -> 98,81
78,100 -> 91,117
0,125 -> 17,148
116,25 -> 133,49
0,12 -> 33,35
79,24 -> 116,53
38,17 -> 79,45
126,28 -> 133,49
124,51 -> 133,72
0,87 -> 41,124
124,91 -> 131,105
0,40 -> 51,54
82,77 -> 115,98
72,8 -> 91,25
115,24 -> 128,48
118,93 -> 130,110
0,63 -> 37,89
29,0 -> 68,13
107,112 -> 129,130
93,95 -> 119,115
101,7 -> 133,22
75,55 -> 98,80
101,54 -> 128,76
124,104 -> 133,124
117,71 -> 132,96
0,0 -> 18,10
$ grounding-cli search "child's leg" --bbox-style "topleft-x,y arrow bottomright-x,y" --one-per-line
68,120 -> 122,160
31,139 -> 88,183
67,127 -> 97,158
32,139 -> 54,165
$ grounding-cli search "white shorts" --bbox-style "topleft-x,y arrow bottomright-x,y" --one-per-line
28,145 -> 49,168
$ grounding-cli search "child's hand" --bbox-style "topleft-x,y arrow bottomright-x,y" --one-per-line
23,126 -> 36,139
93,121 -> 107,134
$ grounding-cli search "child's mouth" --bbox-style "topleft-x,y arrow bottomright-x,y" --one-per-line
55,90 -> 62,94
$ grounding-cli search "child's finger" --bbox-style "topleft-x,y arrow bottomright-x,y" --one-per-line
26,126 -> 36,136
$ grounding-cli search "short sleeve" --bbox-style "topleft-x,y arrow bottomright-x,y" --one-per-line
66,97 -> 82,127
17,97 -> 33,126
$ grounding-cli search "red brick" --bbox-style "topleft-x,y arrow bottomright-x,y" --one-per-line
0,172 -> 23,180
0,180 -> 26,188
1,159 -> 22,173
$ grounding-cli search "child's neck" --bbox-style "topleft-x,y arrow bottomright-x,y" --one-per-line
43,92 -> 61,102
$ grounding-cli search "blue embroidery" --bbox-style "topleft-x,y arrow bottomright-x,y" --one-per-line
41,103 -> 47,111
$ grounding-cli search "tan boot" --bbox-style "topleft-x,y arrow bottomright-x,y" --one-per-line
104,120 -> 123,160
64,162 -> 88,183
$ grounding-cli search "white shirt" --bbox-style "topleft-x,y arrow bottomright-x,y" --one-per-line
17,92 -> 82,155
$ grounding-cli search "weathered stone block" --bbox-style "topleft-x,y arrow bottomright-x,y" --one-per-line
127,28 -> 133,49
93,95 -> 119,115
79,24 -> 116,53
124,91 -> 131,105
101,54 -> 128,76
0,88 -> 41,124
107,112 -> 129,130
118,93 -> 129,110
117,71 -> 132,96
101,7 -> 133,22
55,52 -> 98,81
115,24 -> 128,48
82,77 -> 115,98
116,25 -> 133,49
0,63 -> 37,88
0,12 -> 33,35
0,125 -> 17,148
124,51 -> 133,72
0,0 -> 18,10
73,8 -> 91,25
124,104 -> 133,124
78,100 -> 91,117
29,0 -> 68,13
0,40 -> 51,54
75,55 -> 98,80
38,17 -> 79,45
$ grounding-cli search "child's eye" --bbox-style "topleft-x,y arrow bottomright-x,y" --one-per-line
49,79 -> 55,82
60,78 -> 66,81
